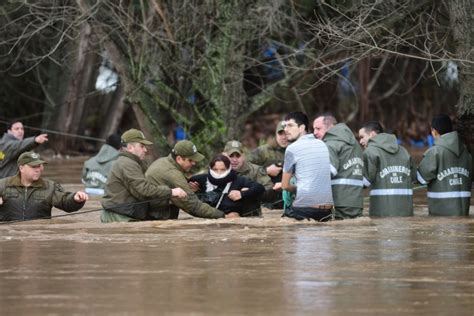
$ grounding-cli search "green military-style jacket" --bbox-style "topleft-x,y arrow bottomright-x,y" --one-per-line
101,151 -> 172,222
323,123 -> 363,218
146,155 -> 225,219
236,161 -> 273,190
363,133 -> 415,217
0,174 -> 84,221
417,131 -> 472,216
249,142 -> 285,183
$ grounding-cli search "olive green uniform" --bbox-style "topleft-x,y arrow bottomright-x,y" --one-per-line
0,174 -> 84,221
249,144 -> 285,209
249,142 -> 285,183
101,152 -> 172,222
146,155 -> 225,219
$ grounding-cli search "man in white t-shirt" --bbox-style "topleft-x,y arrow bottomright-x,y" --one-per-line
281,111 -> 334,221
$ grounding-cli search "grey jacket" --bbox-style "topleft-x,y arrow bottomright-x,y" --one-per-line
81,144 -> 119,194
0,133 -> 37,179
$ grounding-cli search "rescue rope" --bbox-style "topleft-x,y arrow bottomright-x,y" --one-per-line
0,196 -> 170,225
0,119 -> 105,142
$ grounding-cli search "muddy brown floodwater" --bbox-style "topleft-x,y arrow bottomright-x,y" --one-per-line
0,156 -> 473,315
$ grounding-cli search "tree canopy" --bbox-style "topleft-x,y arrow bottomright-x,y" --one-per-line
0,0 -> 472,157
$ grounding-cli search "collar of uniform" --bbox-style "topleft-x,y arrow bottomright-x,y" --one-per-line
119,151 -> 148,172
7,173 -> 46,188
167,154 -> 183,170
236,160 -> 251,174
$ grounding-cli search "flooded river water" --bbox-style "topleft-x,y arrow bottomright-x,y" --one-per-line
1,157 -> 473,315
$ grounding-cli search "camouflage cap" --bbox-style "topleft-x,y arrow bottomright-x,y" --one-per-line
172,140 -> 204,162
121,129 -> 153,145
17,151 -> 47,166
276,121 -> 285,133
224,140 -> 244,156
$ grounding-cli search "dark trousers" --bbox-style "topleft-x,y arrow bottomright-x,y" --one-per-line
283,206 -> 333,222
146,205 -> 180,220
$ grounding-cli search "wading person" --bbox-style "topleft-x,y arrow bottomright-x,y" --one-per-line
249,121 -> 288,209
281,111 -> 333,221
190,154 -> 265,217
359,121 -> 415,217
101,129 -> 187,223
146,140 -> 226,219
314,113 -> 364,219
81,133 -> 121,196
222,140 -> 278,214
0,120 -> 48,179
417,114 -> 472,216
0,151 -> 88,221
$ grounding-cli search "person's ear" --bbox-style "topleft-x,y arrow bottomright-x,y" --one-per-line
299,124 -> 306,133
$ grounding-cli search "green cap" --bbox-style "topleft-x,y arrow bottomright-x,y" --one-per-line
224,140 -> 244,155
172,140 -> 204,162
17,151 -> 47,166
121,129 -> 153,145
276,121 -> 285,133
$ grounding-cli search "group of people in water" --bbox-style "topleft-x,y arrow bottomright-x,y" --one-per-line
0,111 -> 472,222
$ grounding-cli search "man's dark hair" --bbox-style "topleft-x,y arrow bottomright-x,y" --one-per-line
106,133 -> 122,150
8,119 -> 22,130
284,111 -> 309,132
315,112 -> 338,127
361,121 -> 384,134
431,114 -> 452,135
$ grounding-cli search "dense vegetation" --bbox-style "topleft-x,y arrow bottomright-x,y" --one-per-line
0,0 -> 472,158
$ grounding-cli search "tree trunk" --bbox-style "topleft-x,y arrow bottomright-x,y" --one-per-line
448,0 -> 474,167
358,58 -> 370,123
54,22 -> 97,153
99,82 -> 126,139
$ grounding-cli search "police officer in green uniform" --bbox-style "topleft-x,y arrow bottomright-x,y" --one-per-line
314,114 -> 364,218
359,121 -> 416,217
101,129 -> 188,223
417,114 -> 472,216
249,121 -> 287,208
146,140 -> 226,219
0,151 -> 88,221
249,121 -> 288,183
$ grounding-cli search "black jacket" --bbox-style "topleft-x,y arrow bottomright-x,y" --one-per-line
190,172 -> 265,216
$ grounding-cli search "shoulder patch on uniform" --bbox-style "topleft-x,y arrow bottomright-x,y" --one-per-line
258,167 -> 267,176
55,183 -> 64,192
